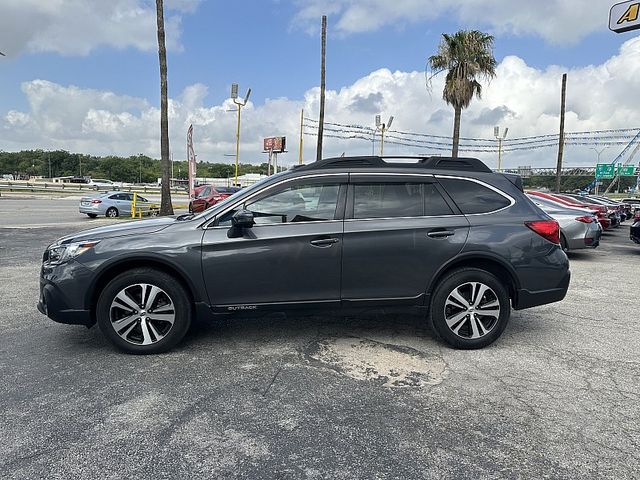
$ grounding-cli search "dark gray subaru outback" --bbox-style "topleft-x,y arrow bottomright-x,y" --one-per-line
38,156 -> 570,354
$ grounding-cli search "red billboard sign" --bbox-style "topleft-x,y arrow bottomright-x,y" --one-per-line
263,136 -> 286,153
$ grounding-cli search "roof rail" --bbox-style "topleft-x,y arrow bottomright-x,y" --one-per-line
296,155 -> 493,173
417,156 -> 492,173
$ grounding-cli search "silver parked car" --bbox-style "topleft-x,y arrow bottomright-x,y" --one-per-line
527,194 -> 601,251
79,192 -> 157,218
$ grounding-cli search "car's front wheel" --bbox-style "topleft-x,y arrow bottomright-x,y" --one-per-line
87,213 -> 98,218
429,268 -> 510,349
106,207 -> 118,218
96,268 -> 192,354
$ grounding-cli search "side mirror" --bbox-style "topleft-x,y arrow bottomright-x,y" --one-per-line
227,210 -> 254,238
232,209 -> 254,229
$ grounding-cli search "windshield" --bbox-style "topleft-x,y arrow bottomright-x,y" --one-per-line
191,172 -> 287,221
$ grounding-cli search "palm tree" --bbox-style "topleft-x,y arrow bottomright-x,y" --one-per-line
427,30 -> 497,158
155,0 -> 173,215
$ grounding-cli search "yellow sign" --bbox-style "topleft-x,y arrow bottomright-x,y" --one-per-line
610,1 -> 640,32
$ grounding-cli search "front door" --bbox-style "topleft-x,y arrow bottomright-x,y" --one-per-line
201,175 -> 347,311
341,175 -> 470,306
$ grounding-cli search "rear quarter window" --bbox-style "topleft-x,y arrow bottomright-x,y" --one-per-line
438,178 -> 511,214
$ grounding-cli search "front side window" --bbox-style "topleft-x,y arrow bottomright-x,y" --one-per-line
217,182 -> 340,226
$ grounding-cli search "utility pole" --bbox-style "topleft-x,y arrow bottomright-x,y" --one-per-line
316,15 -> 327,162
231,83 -> 251,186
555,73 -> 567,193
494,126 -> 508,171
299,109 -> 304,165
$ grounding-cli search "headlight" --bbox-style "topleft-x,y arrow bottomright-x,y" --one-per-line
46,241 -> 100,265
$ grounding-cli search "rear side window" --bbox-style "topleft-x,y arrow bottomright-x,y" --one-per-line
353,182 -> 453,219
438,178 -> 511,214
353,183 -> 423,219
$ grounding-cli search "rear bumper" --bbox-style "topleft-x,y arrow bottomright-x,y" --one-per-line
513,269 -> 571,310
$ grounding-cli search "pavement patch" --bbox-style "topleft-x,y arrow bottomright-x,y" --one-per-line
302,336 -> 448,388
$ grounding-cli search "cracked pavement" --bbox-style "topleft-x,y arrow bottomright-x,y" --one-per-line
1,199 -> 639,479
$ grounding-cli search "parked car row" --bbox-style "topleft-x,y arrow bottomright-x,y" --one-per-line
527,190 -> 640,251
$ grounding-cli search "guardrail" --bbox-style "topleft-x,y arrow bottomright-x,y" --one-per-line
0,180 -> 187,196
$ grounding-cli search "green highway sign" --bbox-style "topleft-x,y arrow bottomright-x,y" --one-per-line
596,163 -> 616,178
618,165 -> 636,176
595,163 -> 637,178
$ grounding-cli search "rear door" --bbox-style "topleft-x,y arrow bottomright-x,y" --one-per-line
341,174 -> 470,306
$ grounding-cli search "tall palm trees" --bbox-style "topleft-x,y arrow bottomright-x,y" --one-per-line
156,0 -> 173,215
428,30 -> 497,158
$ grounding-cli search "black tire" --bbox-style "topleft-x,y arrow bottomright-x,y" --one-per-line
106,207 -> 118,218
428,268 -> 511,349
87,213 -> 98,218
96,268 -> 192,354
560,234 -> 569,253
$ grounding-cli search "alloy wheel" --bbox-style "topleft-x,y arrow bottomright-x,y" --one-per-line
109,283 -> 175,345
443,282 -> 500,339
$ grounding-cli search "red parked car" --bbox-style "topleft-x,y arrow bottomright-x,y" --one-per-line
527,191 -> 611,230
189,186 -> 241,213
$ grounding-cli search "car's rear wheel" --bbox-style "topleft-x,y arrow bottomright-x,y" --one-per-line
106,207 -> 118,218
560,233 -> 569,252
429,268 -> 510,349
87,213 -> 98,218
97,268 -> 192,354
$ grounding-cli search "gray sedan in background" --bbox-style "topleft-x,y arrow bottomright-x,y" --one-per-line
527,194 -> 601,251
79,192 -> 157,218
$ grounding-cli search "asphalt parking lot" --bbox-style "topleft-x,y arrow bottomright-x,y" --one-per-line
1,197 -> 639,479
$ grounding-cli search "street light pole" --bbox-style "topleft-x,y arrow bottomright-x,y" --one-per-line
375,115 -> 394,156
494,126 -> 509,171
231,83 -> 251,186
590,146 -> 609,195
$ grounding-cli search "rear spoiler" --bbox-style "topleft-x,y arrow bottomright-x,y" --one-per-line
501,173 -> 523,192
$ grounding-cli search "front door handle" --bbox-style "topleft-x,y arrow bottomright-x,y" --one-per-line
427,230 -> 455,238
310,238 -> 339,247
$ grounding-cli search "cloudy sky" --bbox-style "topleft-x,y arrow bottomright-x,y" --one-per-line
0,0 -> 638,169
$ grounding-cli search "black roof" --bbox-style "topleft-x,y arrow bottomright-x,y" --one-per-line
294,156 -> 493,174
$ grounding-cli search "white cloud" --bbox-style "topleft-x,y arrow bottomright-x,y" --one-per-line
0,0 -> 200,56
3,37 -> 640,169
292,0 -> 612,44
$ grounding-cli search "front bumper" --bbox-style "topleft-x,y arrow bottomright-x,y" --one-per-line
38,260 -> 95,326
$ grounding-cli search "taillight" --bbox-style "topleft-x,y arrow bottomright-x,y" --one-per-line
575,216 -> 593,223
525,220 -> 560,245
91,199 -> 102,204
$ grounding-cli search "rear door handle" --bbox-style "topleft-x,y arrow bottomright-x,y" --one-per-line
310,238 -> 339,247
427,230 -> 455,238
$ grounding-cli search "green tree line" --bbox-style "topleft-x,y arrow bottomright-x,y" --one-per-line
0,150 -> 270,183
